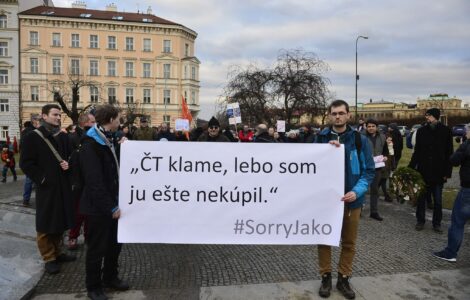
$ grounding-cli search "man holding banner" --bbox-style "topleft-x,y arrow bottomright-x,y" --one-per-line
315,100 -> 375,299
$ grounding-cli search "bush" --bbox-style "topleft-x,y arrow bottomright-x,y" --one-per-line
390,167 -> 426,206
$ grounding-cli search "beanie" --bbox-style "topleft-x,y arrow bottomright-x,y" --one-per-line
426,108 -> 440,120
208,117 -> 220,127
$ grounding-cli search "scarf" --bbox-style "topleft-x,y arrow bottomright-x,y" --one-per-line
40,120 -> 61,136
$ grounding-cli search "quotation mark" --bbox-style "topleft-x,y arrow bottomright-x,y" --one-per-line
270,187 -> 278,193
130,168 -> 139,174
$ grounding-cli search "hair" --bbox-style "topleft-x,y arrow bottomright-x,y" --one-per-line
41,104 -> 61,115
66,124 -> 75,133
94,104 -> 120,125
328,100 -> 349,113
78,113 -> 93,127
30,113 -> 40,122
24,121 -> 32,128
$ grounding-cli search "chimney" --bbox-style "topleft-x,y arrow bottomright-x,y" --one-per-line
106,3 -> 117,12
72,1 -> 87,9
147,6 -> 153,15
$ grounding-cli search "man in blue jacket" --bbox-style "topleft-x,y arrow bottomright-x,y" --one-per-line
315,100 -> 375,299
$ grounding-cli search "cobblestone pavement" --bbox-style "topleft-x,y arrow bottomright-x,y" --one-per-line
32,198 -> 470,295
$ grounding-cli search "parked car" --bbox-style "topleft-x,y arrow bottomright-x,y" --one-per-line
397,125 -> 409,137
452,124 -> 467,136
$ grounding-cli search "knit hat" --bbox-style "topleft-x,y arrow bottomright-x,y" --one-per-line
426,108 -> 440,120
208,117 -> 220,127
366,118 -> 378,126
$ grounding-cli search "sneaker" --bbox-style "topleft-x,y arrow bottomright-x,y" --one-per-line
87,289 -> 108,300
370,213 -> 383,221
22,200 -> 30,207
337,273 -> 355,299
433,226 -> 443,234
67,238 -> 78,250
103,277 -> 129,291
318,272 -> 332,298
56,253 -> 76,263
415,223 -> 424,231
45,261 -> 60,274
432,250 -> 456,262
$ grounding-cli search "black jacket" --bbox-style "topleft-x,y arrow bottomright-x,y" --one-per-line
450,140 -> 470,188
409,122 -> 453,184
79,135 -> 119,216
254,132 -> 274,143
19,126 -> 74,233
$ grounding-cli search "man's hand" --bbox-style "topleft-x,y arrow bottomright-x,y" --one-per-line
60,160 -> 69,171
118,137 -> 128,144
112,209 -> 121,219
328,140 -> 341,148
342,191 -> 357,202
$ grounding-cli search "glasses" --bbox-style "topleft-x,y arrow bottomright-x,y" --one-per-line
209,126 -> 219,130
330,112 -> 347,117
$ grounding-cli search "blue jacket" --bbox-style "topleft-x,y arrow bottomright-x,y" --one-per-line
315,126 -> 375,209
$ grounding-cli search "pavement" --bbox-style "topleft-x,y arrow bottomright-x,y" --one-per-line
1,174 -> 469,300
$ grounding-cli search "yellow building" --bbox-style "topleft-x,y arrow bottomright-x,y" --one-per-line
18,3 -> 200,127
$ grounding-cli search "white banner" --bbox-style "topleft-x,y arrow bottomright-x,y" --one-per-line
175,118 -> 190,131
118,142 -> 345,245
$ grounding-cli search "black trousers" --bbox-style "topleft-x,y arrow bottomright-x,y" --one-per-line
85,215 -> 122,291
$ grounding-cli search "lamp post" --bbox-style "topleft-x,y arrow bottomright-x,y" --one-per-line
355,35 -> 368,122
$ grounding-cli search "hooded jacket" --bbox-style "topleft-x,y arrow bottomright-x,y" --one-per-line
315,126 -> 375,209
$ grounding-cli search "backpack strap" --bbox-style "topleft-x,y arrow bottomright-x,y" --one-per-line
34,129 -> 64,163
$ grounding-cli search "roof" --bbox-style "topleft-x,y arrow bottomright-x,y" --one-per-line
18,5 -> 180,26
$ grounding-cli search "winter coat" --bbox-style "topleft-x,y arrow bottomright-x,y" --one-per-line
315,126 -> 375,209
133,126 -> 156,141
79,126 -> 120,216
197,132 -> 230,142
254,132 -> 274,143
156,130 -> 175,141
19,126 -> 74,233
238,130 -> 254,142
449,140 -> 470,188
1,150 -> 15,167
409,122 -> 453,185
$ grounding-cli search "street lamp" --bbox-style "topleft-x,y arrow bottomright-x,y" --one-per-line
355,35 -> 368,122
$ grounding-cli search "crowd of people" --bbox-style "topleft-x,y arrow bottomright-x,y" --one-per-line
13,101 -> 469,300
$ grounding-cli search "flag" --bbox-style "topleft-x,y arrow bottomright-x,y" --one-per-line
181,96 -> 193,140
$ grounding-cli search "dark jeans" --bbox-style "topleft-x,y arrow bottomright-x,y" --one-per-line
2,165 -> 16,178
445,188 -> 470,257
85,215 -> 122,291
23,176 -> 34,202
416,183 -> 443,227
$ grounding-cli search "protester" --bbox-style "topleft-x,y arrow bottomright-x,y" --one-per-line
1,145 -> 17,182
238,125 -> 254,142
174,131 -> 189,141
365,118 -> 389,221
315,100 -> 375,299
299,125 -> 315,143
285,130 -> 299,143
20,114 -> 41,206
379,135 -> 394,202
387,123 -> 403,169
155,122 -> 175,141
190,127 -> 204,141
409,108 -> 453,233
356,118 -> 366,133
133,117 -> 155,141
223,127 -> 239,142
254,124 -> 274,143
433,124 -> 470,262
79,105 -> 129,300
66,124 -> 76,134
198,117 -> 230,142
20,104 -> 75,274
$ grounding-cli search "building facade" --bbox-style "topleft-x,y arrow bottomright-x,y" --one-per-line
19,3 -> 200,127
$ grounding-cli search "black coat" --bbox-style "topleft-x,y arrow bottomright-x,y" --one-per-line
79,136 -> 119,216
19,127 -> 74,233
450,140 -> 470,188
254,132 -> 274,143
409,122 -> 453,185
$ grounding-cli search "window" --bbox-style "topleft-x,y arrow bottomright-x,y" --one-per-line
125,88 -> 134,103
31,86 -> 39,101
143,38 -> 151,52
30,58 -> 38,74
163,64 -> 170,79
0,69 -> 7,84
163,40 -> 171,53
125,62 -> 134,77
0,99 -> 9,112
0,42 -> 7,56
30,31 -> 39,45
90,86 -> 99,103
52,33 -> 61,46
143,89 -> 151,103
107,61 -> 116,76
0,15 -> 6,29
191,66 -> 196,80
52,59 -> 61,74
89,60 -> 98,76
90,35 -> 98,48
185,43 -> 189,56
191,90 -> 196,104
71,34 -> 80,47
125,37 -> 134,51
163,115 -> 170,123
108,36 -> 116,49
108,87 -> 116,104
71,59 -> 80,75
142,63 -> 151,78
163,89 -> 170,104
184,65 -> 188,79
0,126 -> 8,140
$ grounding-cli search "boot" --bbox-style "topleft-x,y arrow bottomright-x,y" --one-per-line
337,273 -> 355,299
318,272 -> 332,298
1,177 -> 5,183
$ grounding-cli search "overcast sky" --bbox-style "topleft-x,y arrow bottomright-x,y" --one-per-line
53,0 -> 470,119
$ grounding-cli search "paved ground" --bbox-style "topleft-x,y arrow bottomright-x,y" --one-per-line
1,174 -> 469,299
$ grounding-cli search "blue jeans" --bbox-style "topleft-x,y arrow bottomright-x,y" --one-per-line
416,183 -> 443,227
2,165 -> 16,178
445,187 -> 470,257
23,176 -> 34,202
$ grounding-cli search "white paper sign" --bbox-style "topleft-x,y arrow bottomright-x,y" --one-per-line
277,120 -> 286,133
227,103 -> 242,125
118,142 -> 345,245
175,118 -> 190,131
373,155 -> 386,169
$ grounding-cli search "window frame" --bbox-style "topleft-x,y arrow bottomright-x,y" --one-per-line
90,86 -> 99,103
143,38 -> 151,52
163,40 -> 171,53
0,42 -> 8,57
163,63 -> 171,79
108,87 -> 116,104
0,15 -> 7,29
107,60 -> 116,76
163,89 -> 171,104
31,86 -> 39,101
125,37 -> 134,51
0,69 -> 8,84
0,99 -> 9,112
89,60 -> 99,76
52,58 -> 61,74
143,88 -> 151,104
30,31 -> 39,45
142,62 -> 151,78
70,59 -> 80,75
125,88 -> 134,103
30,58 -> 39,74
89,34 -> 99,49
125,62 -> 134,77
71,33 -> 80,48
108,36 -> 116,49
52,33 -> 61,47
